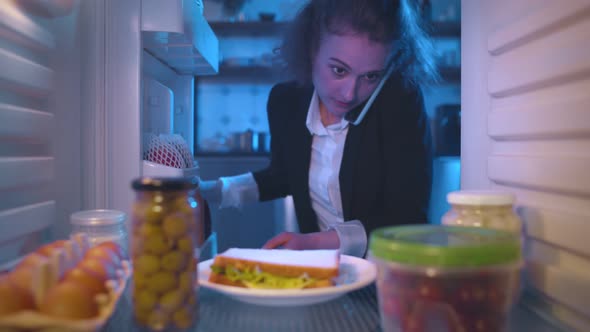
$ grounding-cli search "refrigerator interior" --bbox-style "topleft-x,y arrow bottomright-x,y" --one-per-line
1,0 -> 588,330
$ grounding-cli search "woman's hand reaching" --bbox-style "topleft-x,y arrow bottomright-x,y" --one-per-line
199,179 -> 222,205
262,230 -> 340,250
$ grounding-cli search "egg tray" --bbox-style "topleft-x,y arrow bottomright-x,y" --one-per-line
0,261 -> 131,332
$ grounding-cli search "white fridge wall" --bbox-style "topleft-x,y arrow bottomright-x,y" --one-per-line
142,51 -> 195,153
0,0 -> 87,260
462,0 -> 590,329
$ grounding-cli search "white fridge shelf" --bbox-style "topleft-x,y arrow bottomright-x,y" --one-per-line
0,4 -> 56,50
141,0 -> 218,76
0,49 -> 53,95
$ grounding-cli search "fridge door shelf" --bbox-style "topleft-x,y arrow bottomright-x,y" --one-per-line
141,0 -> 218,76
142,160 -> 199,178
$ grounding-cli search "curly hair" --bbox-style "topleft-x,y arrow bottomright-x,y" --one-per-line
278,0 -> 439,87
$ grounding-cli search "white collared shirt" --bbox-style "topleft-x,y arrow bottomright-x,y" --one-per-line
305,91 -> 367,257
218,91 -> 367,257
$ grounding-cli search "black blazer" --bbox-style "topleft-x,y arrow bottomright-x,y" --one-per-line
252,76 -> 432,239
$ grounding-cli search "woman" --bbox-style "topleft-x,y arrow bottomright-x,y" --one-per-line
201,0 -> 437,257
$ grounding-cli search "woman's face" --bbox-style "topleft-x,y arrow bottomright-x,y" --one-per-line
311,31 -> 392,121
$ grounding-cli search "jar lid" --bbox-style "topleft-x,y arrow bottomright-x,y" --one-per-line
70,209 -> 127,226
131,177 -> 199,191
447,190 -> 515,206
369,225 -> 521,268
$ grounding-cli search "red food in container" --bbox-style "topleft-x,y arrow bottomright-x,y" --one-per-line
368,225 -> 522,332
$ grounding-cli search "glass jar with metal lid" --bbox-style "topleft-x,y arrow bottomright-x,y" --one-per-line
368,225 -> 522,332
441,190 -> 522,236
130,177 -> 203,331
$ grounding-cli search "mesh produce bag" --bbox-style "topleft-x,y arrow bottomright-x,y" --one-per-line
167,134 -> 195,168
144,134 -> 187,169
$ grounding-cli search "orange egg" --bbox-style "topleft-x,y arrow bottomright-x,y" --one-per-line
84,246 -> 121,268
0,275 -> 35,316
8,265 -> 34,295
39,281 -> 98,319
14,252 -> 46,270
63,266 -> 107,297
36,240 -> 67,257
78,257 -> 117,281
97,241 -> 126,260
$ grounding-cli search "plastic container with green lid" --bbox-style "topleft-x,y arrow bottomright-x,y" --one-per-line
368,225 -> 522,332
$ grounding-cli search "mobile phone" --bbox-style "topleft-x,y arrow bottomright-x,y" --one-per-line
351,62 -> 395,126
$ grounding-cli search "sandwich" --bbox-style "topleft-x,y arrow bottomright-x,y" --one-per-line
208,248 -> 340,289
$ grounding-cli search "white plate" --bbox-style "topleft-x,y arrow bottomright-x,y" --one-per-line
197,255 -> 377,307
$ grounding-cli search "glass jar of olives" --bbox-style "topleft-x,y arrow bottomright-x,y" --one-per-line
130,177 -> 203,331
442,190 -> 522,236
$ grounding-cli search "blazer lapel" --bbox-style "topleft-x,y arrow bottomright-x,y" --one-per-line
339,123 -> 363,220
296,86 -> 314,209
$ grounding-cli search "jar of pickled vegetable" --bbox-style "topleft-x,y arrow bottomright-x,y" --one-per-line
130,177 -> 202,331
442,190 -> 522,236
369,225 -> 523,332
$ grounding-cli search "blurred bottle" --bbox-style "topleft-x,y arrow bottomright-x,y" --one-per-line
432,104 -> 461,157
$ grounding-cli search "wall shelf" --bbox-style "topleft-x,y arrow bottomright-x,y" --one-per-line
209,21 -> 289,36
208,20 -> 460,38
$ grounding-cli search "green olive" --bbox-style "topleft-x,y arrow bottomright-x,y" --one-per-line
149,271 -> 177,294
177,235 -> 194,254
159,289 -> 185,313
144,204 -> 166,224
144,233 -> 172,255
147,310 -> 170,330
160,251 -> 187,272
135,254 -> 161,275
134,289 -> 158,311
140,223 -> 161,238
162,212 -> 189,239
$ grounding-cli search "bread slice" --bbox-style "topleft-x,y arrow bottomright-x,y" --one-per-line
208,248 -> 340,289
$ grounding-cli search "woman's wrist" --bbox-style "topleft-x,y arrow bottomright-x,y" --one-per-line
307,230 -> 340,250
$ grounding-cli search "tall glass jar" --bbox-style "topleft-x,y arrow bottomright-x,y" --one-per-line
70,209 -> 128,257
130,177 -> 202,331
442,190 -> 522,236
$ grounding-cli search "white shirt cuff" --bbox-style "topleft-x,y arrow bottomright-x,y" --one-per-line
219,172 -> 260,209
329,220 -> 367,257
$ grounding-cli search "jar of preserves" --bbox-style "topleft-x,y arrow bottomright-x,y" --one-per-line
442,190 -> 522,236
130,177 -> 203,331
70,209 -> 128,257
369,225 -> 522,332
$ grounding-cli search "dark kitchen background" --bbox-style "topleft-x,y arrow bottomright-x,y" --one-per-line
194,0 -> 461,251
